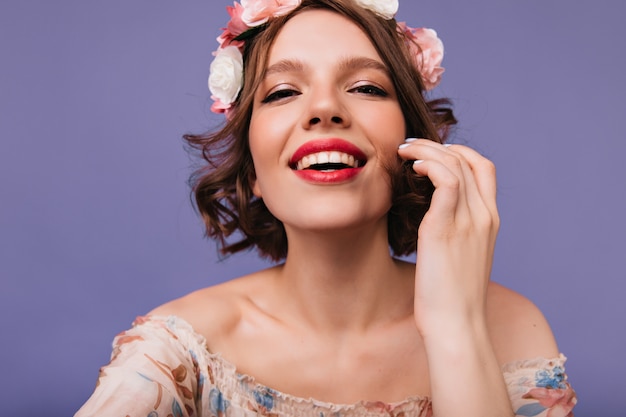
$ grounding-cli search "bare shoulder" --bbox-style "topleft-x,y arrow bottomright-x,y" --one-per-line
147,268 -> 276,351
486,282 -> 560,364
147,282 -> 240,343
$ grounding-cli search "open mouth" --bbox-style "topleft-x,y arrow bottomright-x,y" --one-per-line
293,151 -> 366,171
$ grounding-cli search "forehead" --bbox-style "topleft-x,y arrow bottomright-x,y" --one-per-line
267,9 -> 382,65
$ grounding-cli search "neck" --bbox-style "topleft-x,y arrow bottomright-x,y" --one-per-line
273,219 -> 415,334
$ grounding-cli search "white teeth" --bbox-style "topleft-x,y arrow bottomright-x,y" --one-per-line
295,151 -> 361,170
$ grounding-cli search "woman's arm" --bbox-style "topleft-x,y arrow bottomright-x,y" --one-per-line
397,140 -> 560,417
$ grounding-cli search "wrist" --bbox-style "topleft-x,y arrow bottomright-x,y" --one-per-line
416,312 -> 491,349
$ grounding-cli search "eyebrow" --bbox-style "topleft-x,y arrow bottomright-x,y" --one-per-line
338,56 -> 389,75
264,59 -> 305,77
263,56 -> 389,78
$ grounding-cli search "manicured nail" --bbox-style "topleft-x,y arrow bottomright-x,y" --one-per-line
398,143 -> 411,149
443,143 -> 452,147
413,159 -> 425,166
404,138 -> 418,142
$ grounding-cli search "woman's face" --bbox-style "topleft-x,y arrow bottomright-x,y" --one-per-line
248,9 -> 406,233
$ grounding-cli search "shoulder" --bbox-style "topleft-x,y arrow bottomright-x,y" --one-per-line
485,282 -> 560,364
147,267 -> 277,352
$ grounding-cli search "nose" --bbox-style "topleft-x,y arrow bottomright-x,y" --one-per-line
301,86 -> 351,130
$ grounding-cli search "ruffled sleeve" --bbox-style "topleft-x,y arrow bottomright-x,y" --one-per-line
75,316 -> 209,417
76,315 -> 577,417
503,355 -> 577,417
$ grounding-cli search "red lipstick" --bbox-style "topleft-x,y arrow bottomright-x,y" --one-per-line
290,138 -> 366,166
290,138 -> 367,184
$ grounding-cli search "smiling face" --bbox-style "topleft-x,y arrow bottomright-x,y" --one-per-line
248,8 -> 406,234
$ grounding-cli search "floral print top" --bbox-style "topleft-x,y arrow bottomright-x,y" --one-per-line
75,315 -> 576,417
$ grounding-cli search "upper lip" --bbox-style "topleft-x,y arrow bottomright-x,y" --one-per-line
289,138 -> 367,170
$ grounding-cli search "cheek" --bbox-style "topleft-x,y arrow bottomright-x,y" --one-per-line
248,105 -> 301,171
359,103 -> 406,159
383,103 -> 407,140
366,100 -> 404,132
248,108 -> 293,155
248,114 -> 287,199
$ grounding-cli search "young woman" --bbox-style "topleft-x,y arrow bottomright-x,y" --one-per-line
76,1 -> 576,416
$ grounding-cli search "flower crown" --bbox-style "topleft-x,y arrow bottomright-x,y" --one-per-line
208,0 -> 444,116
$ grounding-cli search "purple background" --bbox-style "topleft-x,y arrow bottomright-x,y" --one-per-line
1,1 -> 624,416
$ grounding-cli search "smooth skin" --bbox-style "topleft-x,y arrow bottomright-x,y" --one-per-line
151,9 -> 559,417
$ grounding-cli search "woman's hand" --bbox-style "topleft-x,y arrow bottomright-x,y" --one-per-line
397,138 -> 499,336
397,139 -> 513,417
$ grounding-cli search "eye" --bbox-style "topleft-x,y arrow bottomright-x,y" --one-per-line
261,88 -> 301,103
350,84 -> 388,97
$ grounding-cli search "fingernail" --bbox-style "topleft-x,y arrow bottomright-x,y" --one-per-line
398,143 -> 411,149
443,143 -> 452,148
404,138 -> 418,142
413,159 -> 424,165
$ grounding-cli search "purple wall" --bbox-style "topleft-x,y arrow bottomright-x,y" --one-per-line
1,1 -> 623,415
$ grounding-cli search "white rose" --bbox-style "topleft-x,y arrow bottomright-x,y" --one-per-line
240,0 -> 301,27
208,46 -> 244,105
354,0 -> 398,19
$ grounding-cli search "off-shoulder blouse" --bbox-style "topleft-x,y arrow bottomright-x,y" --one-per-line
75,315 -> 576,417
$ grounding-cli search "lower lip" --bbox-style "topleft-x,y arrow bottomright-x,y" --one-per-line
293,167 -> 362,183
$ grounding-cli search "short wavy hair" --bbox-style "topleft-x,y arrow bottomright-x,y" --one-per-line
184,0 -> 457,261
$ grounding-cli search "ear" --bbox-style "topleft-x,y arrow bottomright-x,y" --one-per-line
252,180 -> 262,198
248,168 -> 262,198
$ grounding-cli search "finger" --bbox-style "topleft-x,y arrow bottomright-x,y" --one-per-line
398,140 -> 464,180
398,139 -> 469,216
399,140 -> 495,231
399,140 -> 473,207
412,159 -> 460,219
441,145 -> 489,219
400,140 -> 497,215
444,145 -> 498,218
397,138 -> 447,160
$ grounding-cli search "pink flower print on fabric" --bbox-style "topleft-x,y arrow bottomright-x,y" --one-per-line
518,387 -> 577,417
515,364 -> 576,417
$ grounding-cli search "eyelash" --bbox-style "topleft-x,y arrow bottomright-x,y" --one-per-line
261,89 -> 300,103
261,83 -> 388,103
351,84 -> 388,97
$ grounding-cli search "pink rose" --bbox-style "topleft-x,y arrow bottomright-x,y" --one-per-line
210,97 -> 234,118
522,387 -> 577,417
240,0 -> 301,27
398,23 -> 444,90
226,2 -> 248,35
217,32 -> 245,50
217,2 -> 248,49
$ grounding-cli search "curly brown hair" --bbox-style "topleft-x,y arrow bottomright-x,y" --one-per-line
184,0 -> 457,261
